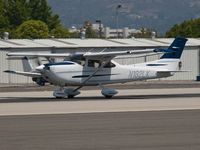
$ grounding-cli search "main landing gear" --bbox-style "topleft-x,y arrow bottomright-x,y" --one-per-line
101,87 -> 118,99
53,87 -> 80,99
53,87 -> 118,99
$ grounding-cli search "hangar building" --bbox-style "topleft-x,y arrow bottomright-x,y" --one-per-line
0,38 -> 199,84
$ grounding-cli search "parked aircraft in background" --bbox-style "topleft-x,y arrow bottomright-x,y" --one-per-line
5,37 -> 188,98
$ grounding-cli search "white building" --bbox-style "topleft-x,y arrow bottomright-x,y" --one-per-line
104,27 -> 141,38
92,24 -> 141,38
0,38 -> 199,84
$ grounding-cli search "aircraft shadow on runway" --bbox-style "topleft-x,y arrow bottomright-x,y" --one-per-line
0,93 -> 200,103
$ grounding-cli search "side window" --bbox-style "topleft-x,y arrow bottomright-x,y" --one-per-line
104,62 -> 116,68
88,60 -> 94,67
88,60 -> 101,68
66,54 -> 86,66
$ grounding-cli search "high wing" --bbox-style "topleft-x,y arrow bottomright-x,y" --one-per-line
7,49 -> 163,62
83,49 -> 156,61
7,53 -> 71,58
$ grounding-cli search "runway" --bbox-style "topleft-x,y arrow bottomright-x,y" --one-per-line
0,87 -> 200,150
0,110 -> 200,150
0,88 -> 200,116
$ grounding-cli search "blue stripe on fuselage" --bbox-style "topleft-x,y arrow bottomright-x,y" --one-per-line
146,64 -> 167,66
72,74 -> 118,78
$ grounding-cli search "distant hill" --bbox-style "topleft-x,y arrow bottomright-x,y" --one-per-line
47,0 -> 200,34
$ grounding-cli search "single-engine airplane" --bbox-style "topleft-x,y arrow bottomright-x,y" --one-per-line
5,37 -> 188,98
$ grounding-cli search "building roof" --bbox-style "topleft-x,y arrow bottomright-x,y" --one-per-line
0,38 -> 199,50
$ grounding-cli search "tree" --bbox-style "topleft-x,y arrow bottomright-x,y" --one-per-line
15,20 -> 49,39
132,28 -> 153,38
0,0 -> 9,30
85,26 -> 97,38
50,25 -> 70,38
166,18 -> 200,38
69,31 -> 80,38
83,21 -> 98,38
4,0 -> 29,28
0,0 -> 65,39
27,0 -> 61,30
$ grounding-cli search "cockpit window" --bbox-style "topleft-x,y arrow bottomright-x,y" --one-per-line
87,60 -> 115,68
103,62 -> 116,68
65,54 -> 86,66
88,60 -> 101,68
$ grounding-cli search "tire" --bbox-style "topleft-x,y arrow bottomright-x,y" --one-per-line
68,95 -> 74,99
56,97 -> 63,99
105,95 -> 112,99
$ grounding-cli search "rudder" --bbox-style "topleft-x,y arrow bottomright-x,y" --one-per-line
161,37 -> 188,59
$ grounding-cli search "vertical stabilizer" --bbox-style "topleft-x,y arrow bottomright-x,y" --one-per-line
22,57 -> 33,72
160,37 -> 188,59
138,37 -> 188,72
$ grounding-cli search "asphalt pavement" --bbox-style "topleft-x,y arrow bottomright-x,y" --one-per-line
0,110 -> 200,150
1,80 -> 200,92
0,81 -> 200,150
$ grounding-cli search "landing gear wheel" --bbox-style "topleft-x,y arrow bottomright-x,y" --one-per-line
101,87 -> 118,99
105,95 -> 113,99
68,95 -> 74,99
55,97 -> 63,99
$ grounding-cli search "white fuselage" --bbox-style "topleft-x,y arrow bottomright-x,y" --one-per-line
38,59 -> 179,86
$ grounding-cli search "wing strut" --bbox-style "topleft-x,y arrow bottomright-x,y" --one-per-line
73,61 -> 107,92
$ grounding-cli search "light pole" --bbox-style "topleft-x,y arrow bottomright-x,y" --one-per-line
116,4 -> 122,38
96,20 -> 102,38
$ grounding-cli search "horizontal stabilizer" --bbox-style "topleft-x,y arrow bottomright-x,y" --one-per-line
154,48 -> 175,53
157,70 -> 189,78
4,70 -> 41,77
157,70 -> 190,73
158,70 -> 191,73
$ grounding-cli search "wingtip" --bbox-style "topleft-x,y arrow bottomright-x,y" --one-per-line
4,70 -> 10,73
4,70 -> 15,73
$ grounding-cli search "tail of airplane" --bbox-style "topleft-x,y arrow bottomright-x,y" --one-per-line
135,37 -> 188,75
154,37 -> 188,76
160,37 -> 188,59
